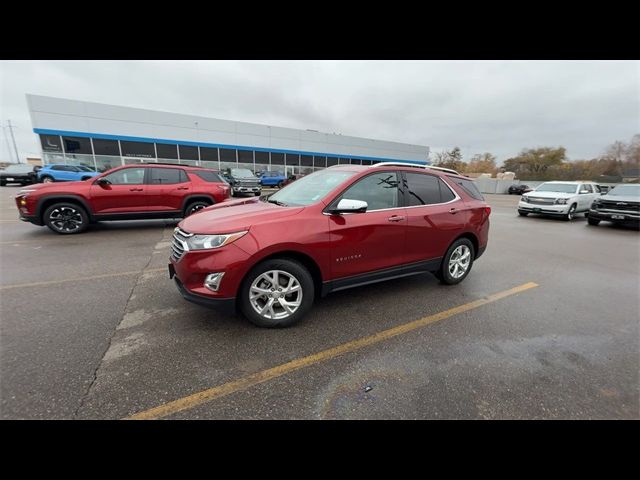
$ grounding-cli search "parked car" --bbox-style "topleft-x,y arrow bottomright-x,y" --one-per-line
259,170 -> 287,188
518,181 -> 601,220
587,184 -> 639,227
15,164 -> 231,234
281,173 -> 306,187
169,163 -> 491,328
508,184 -> 532,195
222,168 -> 261,196
0,164 -> 39,186
38,164 -> 101,183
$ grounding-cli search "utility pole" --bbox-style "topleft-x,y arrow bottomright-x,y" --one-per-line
7,120 -> 20,163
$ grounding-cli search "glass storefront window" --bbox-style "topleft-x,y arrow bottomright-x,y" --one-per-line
313,155 -> 326,168
220,162 -> 237,174
40,135 -> 63,153
157,143 -> 178,159
255,151 -> 269,168
42,152 -> 65,165
255,163 -> 269,176
285,153 -> 300,167
271,152 -> 284,165
92,139 -> 120,156
179,159 -> 198,166
219,148 -> 236,163
200,160 -> 219,170
63,136 -> 93,155
179,145 -> 199,161
327,157 -> 339,167
65,154 -> 96,169
94,155 -> 122,172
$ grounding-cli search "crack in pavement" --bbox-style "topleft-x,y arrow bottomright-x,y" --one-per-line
72,225 -> 174,419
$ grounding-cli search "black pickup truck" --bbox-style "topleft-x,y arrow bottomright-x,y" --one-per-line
222,167 -> 262,196
588,184 -> 639,228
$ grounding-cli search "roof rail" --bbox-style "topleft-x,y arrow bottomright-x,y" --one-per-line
371,161 -> 459,175
138,161 -> 205,168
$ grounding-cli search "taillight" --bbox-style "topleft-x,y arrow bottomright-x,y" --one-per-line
484,206 -> 491,216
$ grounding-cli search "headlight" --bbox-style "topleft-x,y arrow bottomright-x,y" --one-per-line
555,198 -> 569,205
592,201 -> 600,209
521,196 -> 529,203
185,231 -> 248,250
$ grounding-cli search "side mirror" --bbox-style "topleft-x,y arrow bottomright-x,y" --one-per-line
331,199 -> 368,214
97,178 -> 111,186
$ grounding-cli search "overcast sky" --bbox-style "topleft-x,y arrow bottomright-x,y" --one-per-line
1,60 -> 638,164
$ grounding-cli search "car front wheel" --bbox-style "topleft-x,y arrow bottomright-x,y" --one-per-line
43,202 -> 89,234
41,176 -> 54,183
436,238 -> 475,285
564,203 -> 577,221
518,210 -> 529,216
239,258 -> 314,328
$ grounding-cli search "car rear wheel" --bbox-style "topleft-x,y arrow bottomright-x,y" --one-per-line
277,181 -> 284,188
587,217 -> 600,226
43,202 -> 89,234
436,238 -> 475,285
239,258 -> 314,328
185,200 -> 211,216
518,210 -> 529,216
41,176 -> 54,183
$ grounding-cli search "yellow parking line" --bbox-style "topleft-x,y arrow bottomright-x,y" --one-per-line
0,267 -> 167,290
126,281 -> 539,420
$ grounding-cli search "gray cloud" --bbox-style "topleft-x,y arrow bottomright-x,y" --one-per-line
1,60 -> 638,163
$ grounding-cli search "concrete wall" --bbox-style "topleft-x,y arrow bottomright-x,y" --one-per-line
26,94 -> 429,163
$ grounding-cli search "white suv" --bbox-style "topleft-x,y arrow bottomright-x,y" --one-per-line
518,181 -> 601,220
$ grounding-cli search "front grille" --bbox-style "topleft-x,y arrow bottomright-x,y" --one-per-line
527,197 -> 556,205
171,228 -> 191,262
598,201 -> 640,213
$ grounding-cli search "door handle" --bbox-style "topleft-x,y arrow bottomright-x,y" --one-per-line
449,208 -> 458,214
388,215 -> 405,222
129,188 -> 143,192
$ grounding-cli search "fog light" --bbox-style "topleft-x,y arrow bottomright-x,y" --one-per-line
204,272 -> 225,292
19,198 -> 27,206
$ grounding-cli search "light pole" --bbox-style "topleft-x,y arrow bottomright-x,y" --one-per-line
1,120 -> 21,163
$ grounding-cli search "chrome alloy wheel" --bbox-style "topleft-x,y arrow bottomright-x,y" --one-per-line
48,206 -> 83,232
249,270 -> 302,320
448,245 -> 471,279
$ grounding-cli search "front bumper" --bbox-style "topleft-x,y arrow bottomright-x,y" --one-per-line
518,202 -> 570,215
588,209 -> 640,222
233,186 -> 261,193
170,265 -> 236,314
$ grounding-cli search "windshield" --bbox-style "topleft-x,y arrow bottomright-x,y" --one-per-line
230,168 -> 255,178
267,169 -> 357,206
608,184 -> 640,197
535,183 -> 578,194
3,165 -> 33,173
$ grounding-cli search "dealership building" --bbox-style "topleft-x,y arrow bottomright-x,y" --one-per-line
26,94 -> 430,174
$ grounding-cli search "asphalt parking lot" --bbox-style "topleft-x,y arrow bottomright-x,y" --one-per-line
1,187 -> 638,419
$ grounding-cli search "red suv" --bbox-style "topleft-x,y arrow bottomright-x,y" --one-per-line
169,163 -> 491,328
15,164 -> 230,234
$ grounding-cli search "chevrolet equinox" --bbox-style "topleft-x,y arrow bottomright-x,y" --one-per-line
169,163 -> 491,327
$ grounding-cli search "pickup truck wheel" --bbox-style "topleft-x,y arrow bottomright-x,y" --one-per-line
41,176 -> 54,183
587,217 -> 600,226
43,202 -> 89,234
564,203 -> 577,221
185,200 -> 211,216
437,238 -> 474,285
239,258 -> 314,328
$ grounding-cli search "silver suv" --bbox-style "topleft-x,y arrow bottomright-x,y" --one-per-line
518,181 -> 601,220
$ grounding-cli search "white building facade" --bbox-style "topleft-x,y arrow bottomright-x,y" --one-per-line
27,94 -> 430,174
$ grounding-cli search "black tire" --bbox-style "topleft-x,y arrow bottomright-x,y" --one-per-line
184,200 -> 211,216
43,202 -> 89,234
81,176 -> 91,181
239,258 -> 315,328
587,217 -> 600,226
254,191 -> 261,196
518,210 -> 529,217
41,175 -> 54,183
437,238 -> 475,285
277,181 -> 284,188
0,180 -> 5,187
563,203 -> 577,221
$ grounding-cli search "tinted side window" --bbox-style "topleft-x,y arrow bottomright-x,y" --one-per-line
339,172 -> 400,210
439,179 -> 456,202
405,173 -> 441,206
103,168 -> 145,185
150,168 -> 184,184
193,171 -> 224,183
51,165 -> 64,171
582,184 -> 593,193
450,177 -> 484,200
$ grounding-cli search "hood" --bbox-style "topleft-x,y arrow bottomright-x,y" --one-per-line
21,180 -> 91,192
524,191 -> 575,199
179,196 -> 304,234
599,194 -> 640,203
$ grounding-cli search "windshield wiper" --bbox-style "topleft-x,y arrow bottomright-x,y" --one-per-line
267,198 -> 288,207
